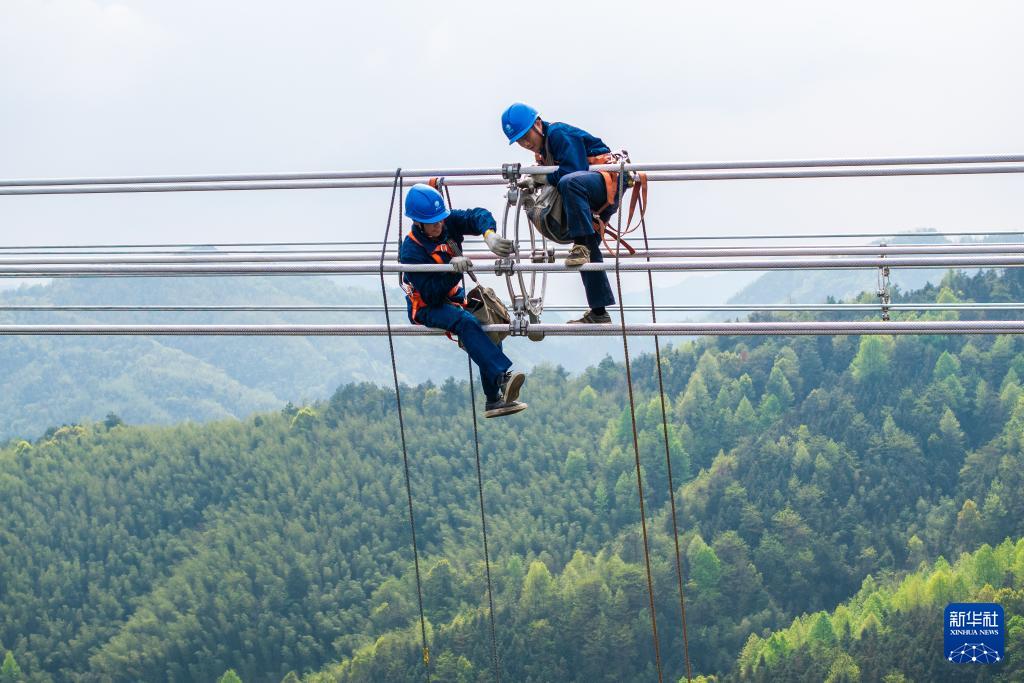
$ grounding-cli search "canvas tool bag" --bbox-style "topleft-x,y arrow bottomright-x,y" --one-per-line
463,285 -> 510,345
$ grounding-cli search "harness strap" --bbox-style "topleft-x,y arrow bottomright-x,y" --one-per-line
587,153 -> 618,214
403,230 -> 466,336
626,172 -> 648,232
538,137 -> 645,256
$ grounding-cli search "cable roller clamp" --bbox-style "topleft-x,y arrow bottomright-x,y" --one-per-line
494,257 -> 514,277
510,310 -> 529,337
504,162 -> 523,205
501,162 -> 522,182
531,247 -> 555,264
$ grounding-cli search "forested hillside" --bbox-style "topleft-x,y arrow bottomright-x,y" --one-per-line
2,267 -> 1024,681
0,273 -> 613,441
727,539 -> 1024,682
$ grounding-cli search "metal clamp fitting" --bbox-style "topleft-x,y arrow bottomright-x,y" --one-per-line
877,244 -> 892,321
531,248 -> 555,264
494,257 -> 514,277
501,162 -> 522,182
510,311 -> 529,337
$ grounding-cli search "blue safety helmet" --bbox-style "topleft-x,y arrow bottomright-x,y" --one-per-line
501,102 -> 539,144
405,183 -> 451,224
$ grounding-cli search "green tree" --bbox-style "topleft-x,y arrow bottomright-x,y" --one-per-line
766,364 -> 795,407
932,351 -> 961,381
564,448 -> 587,479
906,535 -> 927,568
955,499 -> 983,553
687,534 -> 722,594
850,336 -> 894,385
809,612 -> 837,649
217,670 -> 242,683
0,652 -> 22,683
824,652 -> 860,682
520,561 -> 555,616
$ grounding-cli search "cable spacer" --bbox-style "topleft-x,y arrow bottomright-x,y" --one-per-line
877,245 -> 892,321
501,162 -> 522,181
510,310 -> 529,337
531,248 -> 554,264
494,257 -> 514,277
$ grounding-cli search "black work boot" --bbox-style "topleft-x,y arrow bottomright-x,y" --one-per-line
568,309 -> 612,324
500,371 -> 525,403
484,371 -> 527,418
484,399 -> 528,418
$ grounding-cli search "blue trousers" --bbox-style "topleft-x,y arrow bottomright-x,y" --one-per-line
412,303 -> 512,402
557,170 -> 617,310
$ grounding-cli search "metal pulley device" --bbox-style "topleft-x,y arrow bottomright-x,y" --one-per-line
500,163 -> 549,341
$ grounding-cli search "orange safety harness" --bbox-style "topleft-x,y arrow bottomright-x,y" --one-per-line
401,230 -> 467,325
536,144 -> 648,256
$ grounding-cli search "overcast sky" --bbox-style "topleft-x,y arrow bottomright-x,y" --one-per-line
2,0 -> 1023,263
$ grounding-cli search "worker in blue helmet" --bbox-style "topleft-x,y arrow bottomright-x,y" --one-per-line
501,102 -> 617,324
400,183 -> 527,418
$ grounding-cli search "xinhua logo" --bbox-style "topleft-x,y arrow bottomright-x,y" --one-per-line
945,603 -> 1004,664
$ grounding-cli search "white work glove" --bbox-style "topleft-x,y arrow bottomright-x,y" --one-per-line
450,256 -> 473,273
515,174 -> 548,190
483,230 -> 514,257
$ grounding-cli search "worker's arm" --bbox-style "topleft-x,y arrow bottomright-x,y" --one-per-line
544,127 -> 589,185
447,208 -> 497,237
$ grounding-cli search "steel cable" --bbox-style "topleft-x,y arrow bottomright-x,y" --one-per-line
3,152 -> 1023,188
8,320 -> 1024,335
3,230 -> 1023,254
9,253 -> 1024,277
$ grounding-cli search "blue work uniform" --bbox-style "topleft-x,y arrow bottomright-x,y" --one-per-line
400,210 -> 513,402
538,120 -> 617,310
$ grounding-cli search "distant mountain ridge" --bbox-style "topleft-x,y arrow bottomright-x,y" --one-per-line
726,231 -> 1015,307
0,273 -> 618,440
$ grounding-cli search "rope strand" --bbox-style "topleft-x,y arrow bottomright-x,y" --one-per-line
378,168 -> 431,681
467,359 -> 501,682
640,195 -> 693,681
612,164 -> 664,682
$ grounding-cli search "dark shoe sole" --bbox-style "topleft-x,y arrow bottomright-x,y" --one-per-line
568,316 -> 613,324
503,372 -> 525,403
484,402 -> 528,418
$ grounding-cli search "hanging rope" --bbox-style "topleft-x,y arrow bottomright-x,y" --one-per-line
612,164 -> 664,683
444,177 -> 501,681
466,359 -> 501,682
638,191 -> 693,681
378,168 -> 431,681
